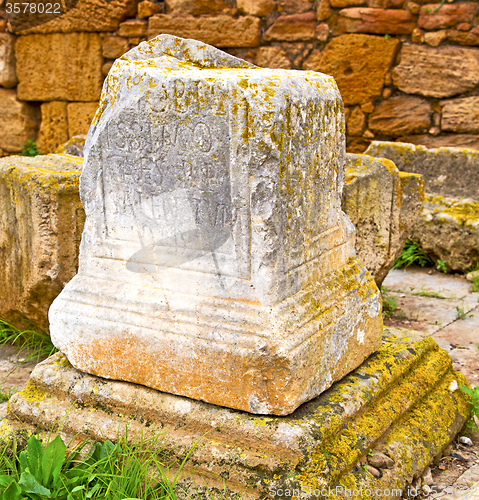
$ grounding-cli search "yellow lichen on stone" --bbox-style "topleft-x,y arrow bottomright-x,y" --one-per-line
17,380 -> 48,404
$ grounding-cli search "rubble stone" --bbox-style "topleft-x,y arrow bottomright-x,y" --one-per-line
36,102 -> 68,154
441,96 -> 479,134
0,33 -> 17,88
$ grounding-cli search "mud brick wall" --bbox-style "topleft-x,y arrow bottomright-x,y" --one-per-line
0,0 -> 478,156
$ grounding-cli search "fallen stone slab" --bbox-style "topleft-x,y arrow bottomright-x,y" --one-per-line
4,328 -> 470,499
365,141 -> 479,271
0,154 -> 85,332
343,153 -> 424,286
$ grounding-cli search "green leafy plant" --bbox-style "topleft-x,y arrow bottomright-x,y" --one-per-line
0,386 -> 16,403
436,259 -> 448,273
459,384 -> 479,429
384,34 -> 391,39
412,288 -> 446,299
21,140 -> 40,158
0,318 -> 56,363
455,304 -> 469,320
393,239 -> 433,269
381,287 -> 397,319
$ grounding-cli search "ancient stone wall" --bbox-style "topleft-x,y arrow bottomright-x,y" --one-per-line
0,0 -> 478,155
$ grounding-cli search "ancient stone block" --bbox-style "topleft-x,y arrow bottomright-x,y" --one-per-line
392,44 -> 479,98
277,0 -> 315,13
424,29 -> 447,46
447,26 -> 479,45
264,12 -> 317,41
418,2 -> 479,30
303,34 -> 399,106
6,330 -> 470,499
441,96 -> 479,134
165,0 -> 228,15
16,33 -> 103,102
316,0 -> 332,19
397,134 -> 479,150
36,101 -> 68,154
239,0 -> 276,16
347,107 -> 366,136
256,46 -> 292,68
342,153 -> 424,285
10,0 -> 137,34
315,22 -> 330,40
138,0 -> 163,19
148,15 -> 261,47
118,20 -> 147,38
368,95 -> 432,136
366,141 -> 479,199
331,0 -> 366,8
67,102 -> 99,138
102,36 -> 129,59
411,196 -> 479,271
0,154 -> 84,332
0,88 -> 39,154
49,34 -> 382,416
337,8 -> 416,34
0,33 -> 17,88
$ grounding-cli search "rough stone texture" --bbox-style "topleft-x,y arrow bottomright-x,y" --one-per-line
424,29 -> 447,46
138,0 -> 163,19
347,107 -> 366,136
411,196 -> 479,271
255,46 -> 292,68
6,330 -> 470,499
56,136 -> 87,157
331,0 -> 366,8
342,153 -> 424,285
118,19 -> 147,38
49,34 -> 382,416
365,141 -> 479,199
337,8 -> 416,34
366,141 -> 479,271
0,33 -> 17,88
368,96 -> 432,136
36,102 -> 69,154
148,15 -> 261,47
102,36 -> 130,59
0,155 -> 84,332
304,34 -> 399,106
9,0 -> 137,34
447,26 -> 479,46
0,88 -> 39,154
397,134 -> 479,151
441,96 -> 479,134
16,33 -> 103,102
264,12 -> 317,41
165,0 -> 228,15
67,102 -> 99,138
238,0 -> 276,16
418,3 -> 479,30
392,44 -> 479,98
278,0 -> 315,13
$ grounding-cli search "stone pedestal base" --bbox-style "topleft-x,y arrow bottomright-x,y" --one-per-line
4,328 -> 470,499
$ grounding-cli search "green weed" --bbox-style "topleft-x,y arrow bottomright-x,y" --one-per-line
0,318 -> 57,363
436,259 -> 448,273
381,287 -> 397,319
393,240 -> 433,269
0,429 -> 211,500
412,289 -> 446,299
21,140 -> 39,158
455,304 -> 469,320
0,387 -> 16,404
459,385 -> 479,430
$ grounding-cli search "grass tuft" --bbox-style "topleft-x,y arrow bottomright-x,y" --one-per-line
393,239 -> 433,270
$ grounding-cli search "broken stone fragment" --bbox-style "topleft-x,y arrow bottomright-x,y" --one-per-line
367,450 -> 395,469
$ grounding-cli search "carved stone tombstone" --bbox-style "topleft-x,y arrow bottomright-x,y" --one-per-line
49,35 -> 382,415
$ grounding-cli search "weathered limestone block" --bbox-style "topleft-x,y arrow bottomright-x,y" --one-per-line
0,88 -> 39,154
342,153 -> 424,285
237,0 -> 277,16
49,34 -> 382,416
396,134 -> 479,150
9,0 -> 138,34
6,329 -> 470,499
441,96 -> 479,134
16,33 -> 103,102
67,102 -> 99,138
0,33 -> 18,88
337,8 -> 416,35
368,95 -> 432,136
165,0 -> 228,15
365,141 -> 479,270
36,102 -> 69,154
303,34 -> 399,106
0,155 -> 84,332
255,47 -> 292,69
418,2 -> 479,30
411,196 -> 479,272
392,44 -> 479,98
148,15 -> 261,47
264,12 -> 317,41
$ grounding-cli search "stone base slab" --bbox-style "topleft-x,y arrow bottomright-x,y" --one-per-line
4,328 -> 470,499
